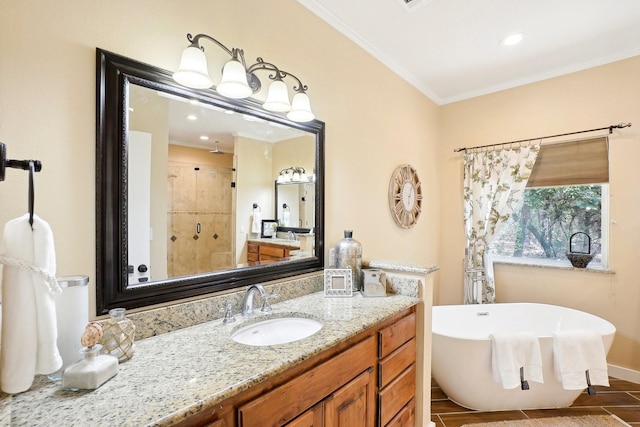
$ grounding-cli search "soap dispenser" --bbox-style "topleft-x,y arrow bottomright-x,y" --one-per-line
62,322 -> 118,390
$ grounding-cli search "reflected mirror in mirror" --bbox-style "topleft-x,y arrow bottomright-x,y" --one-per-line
275,183 -> 315,229
96,49 -> 325,314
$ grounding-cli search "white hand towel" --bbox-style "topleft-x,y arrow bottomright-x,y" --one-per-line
283,210 -> 291,227
490,332 -> 544,389
553,329 -> 609,390
251,210 -> 261,234
1,214 -> 62,394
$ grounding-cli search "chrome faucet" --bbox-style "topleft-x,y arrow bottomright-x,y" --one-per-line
287,231 -> 298,241
242,284 -> 278,316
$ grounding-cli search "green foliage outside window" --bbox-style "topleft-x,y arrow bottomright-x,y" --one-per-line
490,185 -> 602,263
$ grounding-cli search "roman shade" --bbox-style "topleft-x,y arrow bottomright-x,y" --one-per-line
527,137 -> 608,187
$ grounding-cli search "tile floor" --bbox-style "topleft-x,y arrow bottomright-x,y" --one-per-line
431,377 -> 640,426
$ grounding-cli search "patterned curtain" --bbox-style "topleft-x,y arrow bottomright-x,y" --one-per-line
463,142 -> 540,303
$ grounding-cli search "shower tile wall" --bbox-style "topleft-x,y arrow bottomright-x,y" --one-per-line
167,161 -> 233,277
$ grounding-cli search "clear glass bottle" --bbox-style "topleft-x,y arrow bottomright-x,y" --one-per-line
335,230 -> 363,292
62,344 -> 118,390
100,308 -> 136,362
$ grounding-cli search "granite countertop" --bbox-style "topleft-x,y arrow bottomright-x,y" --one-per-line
1,291 -> 418,426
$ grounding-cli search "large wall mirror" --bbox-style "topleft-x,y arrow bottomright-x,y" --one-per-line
96,49 -> 325,315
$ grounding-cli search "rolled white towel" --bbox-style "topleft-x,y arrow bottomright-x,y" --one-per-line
1,214 -> 62,394
490,331 -> 544,389
553,329 -> 609,390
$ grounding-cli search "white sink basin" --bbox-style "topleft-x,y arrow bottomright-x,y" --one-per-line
231,317 -> 322,346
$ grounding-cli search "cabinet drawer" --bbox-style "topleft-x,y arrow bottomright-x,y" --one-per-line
248,243 -> 259,254
377,364 -> 415,427
238,336 -> 376,426
247,253 -> 259,262
260,245 -> 287,258
378,312 -> 416,358
385,398 -> 414,427
378,337 -> 416,389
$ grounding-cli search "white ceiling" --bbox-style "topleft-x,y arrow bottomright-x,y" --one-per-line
297,0 -> 640,105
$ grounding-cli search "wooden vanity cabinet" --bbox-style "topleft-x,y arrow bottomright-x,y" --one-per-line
377,312 -> 417,427
237,336 -> 375,426
178,306 -> 416,427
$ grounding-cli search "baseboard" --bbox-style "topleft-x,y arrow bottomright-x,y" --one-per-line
609,363 -> 640,385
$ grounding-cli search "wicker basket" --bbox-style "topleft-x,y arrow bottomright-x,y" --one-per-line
565,252 -> 594,268
565,232 -> 593,268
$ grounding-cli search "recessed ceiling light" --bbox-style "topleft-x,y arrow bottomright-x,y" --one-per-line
200,135 -> 209,140
500,32 -> 525,47
186,114 -> 197,121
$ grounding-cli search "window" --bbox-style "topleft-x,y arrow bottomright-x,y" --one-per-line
490,137 -> 609,268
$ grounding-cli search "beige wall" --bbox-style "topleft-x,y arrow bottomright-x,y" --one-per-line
439,56 -> 640,372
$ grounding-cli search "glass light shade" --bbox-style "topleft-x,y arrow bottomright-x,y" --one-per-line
277,174 -> 286,184
172,46 -> 214,89
300,171 -> 308,181
292,171 -> 301,182
217,60 -> 252,99
287,92 -> 314,122
263,80 -> 291,112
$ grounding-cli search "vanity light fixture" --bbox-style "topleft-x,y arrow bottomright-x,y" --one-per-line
276,166 -> 310,184
173,33 -> 315,122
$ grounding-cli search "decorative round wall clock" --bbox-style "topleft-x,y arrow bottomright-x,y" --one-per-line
388,164 -> 423,229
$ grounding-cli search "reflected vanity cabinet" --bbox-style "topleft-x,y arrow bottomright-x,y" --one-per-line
176,307 -> 417,427
247,241 -> 298,265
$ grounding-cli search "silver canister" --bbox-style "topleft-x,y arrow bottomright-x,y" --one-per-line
335,230 -> 362,292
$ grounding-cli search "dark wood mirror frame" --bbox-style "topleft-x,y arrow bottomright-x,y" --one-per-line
96,49 -> 325,315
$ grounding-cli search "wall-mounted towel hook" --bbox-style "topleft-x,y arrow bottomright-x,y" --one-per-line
0,142 -> 42,230
282,203 -> 289,211
0,142 -> 43,182
252,203 -> 260,211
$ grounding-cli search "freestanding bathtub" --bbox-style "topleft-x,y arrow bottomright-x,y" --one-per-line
432,303 -> 616,411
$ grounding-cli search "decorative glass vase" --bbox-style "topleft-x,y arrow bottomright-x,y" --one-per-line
335,230 -> 363,292
62,344 -> 119,390
100,308 -> 136,362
